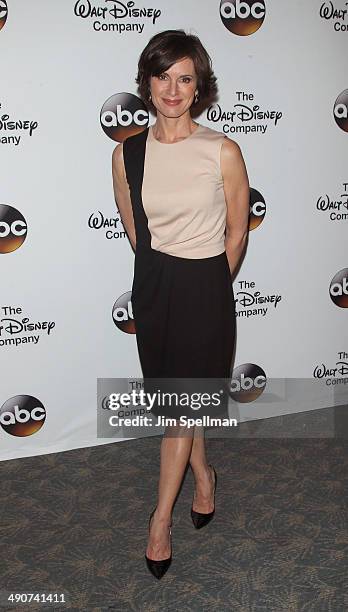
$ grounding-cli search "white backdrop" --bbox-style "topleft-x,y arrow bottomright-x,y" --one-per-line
1,0 -> 347,461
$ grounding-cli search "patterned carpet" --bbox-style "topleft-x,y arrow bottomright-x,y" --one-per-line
1,406 -> 347,612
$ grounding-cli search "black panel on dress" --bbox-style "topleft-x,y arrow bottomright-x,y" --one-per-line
122,127 -> 151,251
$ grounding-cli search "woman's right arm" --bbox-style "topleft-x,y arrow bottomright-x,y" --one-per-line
111,142 -> 136,251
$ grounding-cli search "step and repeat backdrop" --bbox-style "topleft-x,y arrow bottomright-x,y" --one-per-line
1,1 -> 347,461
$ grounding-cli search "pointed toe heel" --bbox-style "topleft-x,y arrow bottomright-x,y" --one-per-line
191,507 -> 215,529
191,464 -> 217,529
145,546 -> 172,580
145,507 -> 172,579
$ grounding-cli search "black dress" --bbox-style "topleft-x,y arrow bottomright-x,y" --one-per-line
123,125 -> 236,421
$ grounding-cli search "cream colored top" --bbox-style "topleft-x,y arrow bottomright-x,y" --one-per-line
141,122 -> 227,259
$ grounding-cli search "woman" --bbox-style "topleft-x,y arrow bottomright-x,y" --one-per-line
112,29 -> 249,579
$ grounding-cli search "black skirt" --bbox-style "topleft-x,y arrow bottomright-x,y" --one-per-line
131,246 -> 236,420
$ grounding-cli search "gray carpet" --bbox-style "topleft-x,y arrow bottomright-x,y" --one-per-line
1,406 -> 347,612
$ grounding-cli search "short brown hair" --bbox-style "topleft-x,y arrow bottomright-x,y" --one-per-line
135,29 -> 218,109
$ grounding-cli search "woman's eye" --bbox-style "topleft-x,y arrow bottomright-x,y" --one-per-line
156,75 -> 192,83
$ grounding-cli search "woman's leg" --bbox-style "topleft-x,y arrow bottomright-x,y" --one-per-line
146,422 -> 194,560
189,426 -> 215,513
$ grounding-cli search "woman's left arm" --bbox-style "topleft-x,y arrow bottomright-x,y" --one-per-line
221,137 -> 250,277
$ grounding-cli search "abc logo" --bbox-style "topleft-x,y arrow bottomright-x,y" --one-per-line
329,268 -> 348,307
100,93 -> 149,142
249,188 -> 266,230
333,89 -> 348,132
0,204 -> 27,254
102,395 -> 113,410
220,0 -> 266,35
229,363 -> 266,402
0,395 -> 46,437
0,0 -> 8,31
112,291 -> 135,333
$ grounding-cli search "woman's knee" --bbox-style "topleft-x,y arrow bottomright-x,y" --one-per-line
163,420 -> 195,438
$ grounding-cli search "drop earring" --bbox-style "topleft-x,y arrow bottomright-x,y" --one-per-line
194,91 -> 199,104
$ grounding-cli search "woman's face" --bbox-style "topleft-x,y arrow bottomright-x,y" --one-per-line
149,56 -> 198,118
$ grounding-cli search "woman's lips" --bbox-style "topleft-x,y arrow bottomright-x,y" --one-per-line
163,99 -> 182,106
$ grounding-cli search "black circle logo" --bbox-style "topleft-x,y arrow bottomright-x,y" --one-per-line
0,204 -> 28,253
112,291 -> 135,333
0,395 -> 46,437
100,93 -> 149,142
220,0 -> 266,35
329,268 -> 348,307
0,1 -> 8,31
333,89 -> 348,132
249,188 -> 266,230
229,363 -> 266,402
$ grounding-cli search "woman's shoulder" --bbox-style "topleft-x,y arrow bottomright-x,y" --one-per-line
197,123 -> 236,149
197,124 -> 240,155
121,127 -> 149,162
197,123 -> 226,141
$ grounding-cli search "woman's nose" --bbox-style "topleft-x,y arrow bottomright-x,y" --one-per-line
167,80 -> 178,97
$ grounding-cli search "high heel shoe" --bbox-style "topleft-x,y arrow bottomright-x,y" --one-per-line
191,464 -> 217,529
145,506 -> 172,579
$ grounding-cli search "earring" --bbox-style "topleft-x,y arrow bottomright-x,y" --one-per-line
148,92 -> 152,101
194,91 -> 199,103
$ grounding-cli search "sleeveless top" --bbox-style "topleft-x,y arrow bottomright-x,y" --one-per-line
124,122 -> 227,259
